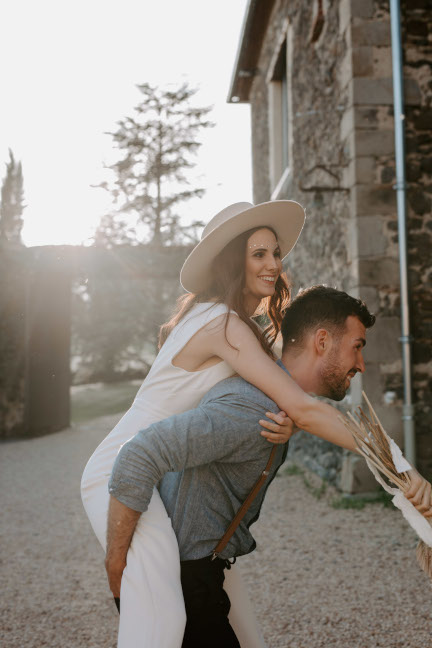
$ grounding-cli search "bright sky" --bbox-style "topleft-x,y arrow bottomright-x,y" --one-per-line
0,0 -> 252,247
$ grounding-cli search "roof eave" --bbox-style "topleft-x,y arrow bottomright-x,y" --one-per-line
227,0 -> 276,104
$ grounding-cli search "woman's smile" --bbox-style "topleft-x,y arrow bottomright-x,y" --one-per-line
258,275 -> 277,283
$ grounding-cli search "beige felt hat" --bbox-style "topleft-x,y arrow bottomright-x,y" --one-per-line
180,200 -> 306,294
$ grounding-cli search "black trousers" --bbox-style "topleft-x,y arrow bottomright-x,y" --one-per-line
180,556 -> 240,648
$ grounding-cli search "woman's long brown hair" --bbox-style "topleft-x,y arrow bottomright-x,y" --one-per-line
158,226 -> 291,357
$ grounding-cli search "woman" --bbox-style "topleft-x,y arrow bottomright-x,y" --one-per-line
82,200 -> 430,648
81,200 -> 304,648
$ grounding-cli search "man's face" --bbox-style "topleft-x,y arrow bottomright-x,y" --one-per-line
319,316 -> 366,401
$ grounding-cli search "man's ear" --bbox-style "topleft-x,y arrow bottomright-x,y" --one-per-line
314,328 -> 330,356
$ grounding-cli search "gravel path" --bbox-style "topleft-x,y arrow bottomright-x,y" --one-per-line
1,416 -> 431,648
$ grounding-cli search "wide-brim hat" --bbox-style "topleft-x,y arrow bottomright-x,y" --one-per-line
180,200 -> 306,293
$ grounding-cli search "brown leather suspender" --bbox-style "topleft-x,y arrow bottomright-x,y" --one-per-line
211,445 -> 278,560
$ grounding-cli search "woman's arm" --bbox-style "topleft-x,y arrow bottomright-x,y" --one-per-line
195,315 -> 432,515
197,314 -> 358,452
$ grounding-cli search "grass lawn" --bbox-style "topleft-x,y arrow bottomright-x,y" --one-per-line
71,380 -> 142,425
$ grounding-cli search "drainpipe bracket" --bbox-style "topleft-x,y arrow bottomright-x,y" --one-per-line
402,403 -> 415,420
398,335 -> 413,344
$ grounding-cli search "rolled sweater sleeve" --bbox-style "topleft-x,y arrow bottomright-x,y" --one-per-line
108,398 -> 265,512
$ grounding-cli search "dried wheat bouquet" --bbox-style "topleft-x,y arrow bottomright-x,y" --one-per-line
340,391 -> 432,581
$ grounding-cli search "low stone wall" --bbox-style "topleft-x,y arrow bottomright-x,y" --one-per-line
0,244 -> 189,439
287,431 -> 344,486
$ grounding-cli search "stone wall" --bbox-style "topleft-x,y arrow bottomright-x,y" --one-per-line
246,0 -> 432,486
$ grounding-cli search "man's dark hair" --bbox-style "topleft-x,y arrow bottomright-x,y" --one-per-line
281,285 -> 376,352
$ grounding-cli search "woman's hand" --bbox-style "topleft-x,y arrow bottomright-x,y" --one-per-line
405,469 -> 432,518
260,411 -> 296,444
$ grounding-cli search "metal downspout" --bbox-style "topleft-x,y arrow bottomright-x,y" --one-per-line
389,0 -> 416,465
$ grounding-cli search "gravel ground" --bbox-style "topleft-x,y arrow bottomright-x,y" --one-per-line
1,416 -> 431,648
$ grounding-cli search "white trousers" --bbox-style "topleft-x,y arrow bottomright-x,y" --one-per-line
81,412 -> 265,648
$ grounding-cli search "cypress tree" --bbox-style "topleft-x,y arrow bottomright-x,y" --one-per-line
0,149 -> 26,246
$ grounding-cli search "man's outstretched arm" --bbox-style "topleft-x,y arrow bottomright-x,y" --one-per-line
105,496 -> 140,598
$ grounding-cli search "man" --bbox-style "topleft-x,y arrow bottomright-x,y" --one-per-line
106,286 -> 431,647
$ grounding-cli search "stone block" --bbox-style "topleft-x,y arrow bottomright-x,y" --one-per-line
414,107 -> 432,130
354,107 -> 379,129
301,166 -> 340,190
343,130 -> 356,163
406,19 -> 428,38
339,0 -> 351,36
372,46 -> 393,77
373,403 -> 404,447
340,107 -> 355,141
344,158 -> 377,189
363,316 -> 401,363
338,50 -> 352,91
354,130 -> 394,157
358,285 -> 379,313
353,184 -> 396,216
351,21 -> 391,47
350,370 -> 364,409
356,216 -> 387,257
346,218 -> 359,262
340,454 -> 380,494
381,165 -> 395,184
352,47 -> 374,76
362,361 -> 383,394
350,0 -> 374,18
358,257 -> 399,287
345,272 -> 363,294
342,160 -> 356,189
355,157 -> 376,184
353,78 -> 393,104
352,77 -> 422,106
408,188 -> 431,216
401,78 -> 422,106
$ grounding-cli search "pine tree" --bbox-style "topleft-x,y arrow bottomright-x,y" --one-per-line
0,150 -> 26,246
96,82 -> 213,246
76,83 -> 212,380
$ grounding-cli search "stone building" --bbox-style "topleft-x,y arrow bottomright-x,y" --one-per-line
228,0 -> 432,491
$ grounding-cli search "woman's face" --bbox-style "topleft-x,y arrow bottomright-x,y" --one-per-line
243,228 -> 282,306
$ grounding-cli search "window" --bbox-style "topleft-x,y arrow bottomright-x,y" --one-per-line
267,26 -> 292,198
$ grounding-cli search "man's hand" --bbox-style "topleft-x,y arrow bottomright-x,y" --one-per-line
260,411 -> 296,444
405,469 -> 432,518
105,553 -> 127,599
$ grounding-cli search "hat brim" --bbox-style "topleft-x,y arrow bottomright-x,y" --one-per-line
180,200 -> 305,294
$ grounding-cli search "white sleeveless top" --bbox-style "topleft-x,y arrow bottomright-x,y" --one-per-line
87,303 -> 238,465
132,302 -> 237,422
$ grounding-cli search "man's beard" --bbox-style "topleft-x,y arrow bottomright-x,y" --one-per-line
319,349 -> 356,401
